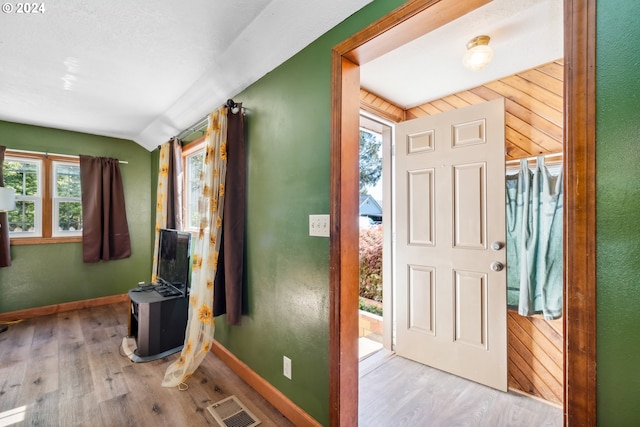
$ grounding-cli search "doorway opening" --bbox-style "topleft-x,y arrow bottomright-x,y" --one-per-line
357,66 -> 565,414
329,1 -> 596,426
358,112 -> 393,360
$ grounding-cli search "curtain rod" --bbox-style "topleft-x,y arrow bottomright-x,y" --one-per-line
175,99 -> 245,141
505,152 -> 563,165
6,148 -> 128,164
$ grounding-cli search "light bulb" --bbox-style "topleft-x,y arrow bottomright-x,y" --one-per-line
463,35 -> 493,71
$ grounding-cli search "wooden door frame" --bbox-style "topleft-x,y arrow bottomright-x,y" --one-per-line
328,0 -> 596,426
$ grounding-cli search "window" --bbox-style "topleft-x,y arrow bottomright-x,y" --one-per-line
52,161 -> 82,237
182,142 -> 205,231
3,151 -> 82,244
4,157 -> 42,237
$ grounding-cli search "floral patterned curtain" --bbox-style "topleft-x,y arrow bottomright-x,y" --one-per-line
152,138 -> 183,281
162,107 -> 227,387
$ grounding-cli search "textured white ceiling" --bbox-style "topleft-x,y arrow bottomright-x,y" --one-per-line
0,0 -> 373,150
0,0 -> 561,151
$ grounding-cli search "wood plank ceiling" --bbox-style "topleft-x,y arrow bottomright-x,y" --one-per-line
360,59 -> 564,160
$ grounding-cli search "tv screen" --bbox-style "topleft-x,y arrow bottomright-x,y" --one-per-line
156,228 -> 192,298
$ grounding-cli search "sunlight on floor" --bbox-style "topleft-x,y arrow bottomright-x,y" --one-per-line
0,405 -> 26,427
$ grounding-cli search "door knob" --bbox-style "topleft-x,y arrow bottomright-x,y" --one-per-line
490,241 -> 504,251
490,261 -> 504,272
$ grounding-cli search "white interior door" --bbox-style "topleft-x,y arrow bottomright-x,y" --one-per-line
394,99 -> 507,391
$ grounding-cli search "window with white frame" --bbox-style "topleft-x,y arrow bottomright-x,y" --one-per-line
3,152 -> 82,243
183,144 -> 205,231
52,161 -> 82,237
4,156 -> 42,237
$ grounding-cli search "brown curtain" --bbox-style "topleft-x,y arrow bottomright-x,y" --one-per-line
80,155 -> 131,262
152,138 -> 183,281
0,146 -> 10,268
166,138 -> 184,230
213,105 -> 245,325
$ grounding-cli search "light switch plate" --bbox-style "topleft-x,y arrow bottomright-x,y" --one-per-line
283,356 -> 292,379
309,214 -> 330,237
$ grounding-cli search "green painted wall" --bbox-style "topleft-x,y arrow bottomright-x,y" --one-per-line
0,121 -> 153,312
596,1 -> 640,425
150,148 -> 160,254
210,1 -> 404,425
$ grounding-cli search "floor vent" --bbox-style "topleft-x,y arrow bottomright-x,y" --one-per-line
207,395 -> 261,427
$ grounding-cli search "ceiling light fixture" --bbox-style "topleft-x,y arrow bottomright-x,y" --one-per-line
463,35 -> 493,71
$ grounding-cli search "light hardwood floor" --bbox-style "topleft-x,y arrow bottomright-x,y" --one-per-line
1,302 -> 564,427
359,349 -> 563,426
0,303 -> 293,427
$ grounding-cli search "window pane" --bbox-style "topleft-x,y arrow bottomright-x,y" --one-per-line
186,150 -> 204,229
57,201 -> 83,232
8,200 -> 36,232
56,164 -> 81,198
3,160 -> 39,196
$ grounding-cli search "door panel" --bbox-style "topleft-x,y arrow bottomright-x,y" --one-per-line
395,98 -> 507,391
408,169 -> 435,245
408,264 -> 435,334
454,269 -> 487,349
453,162 -> 486,249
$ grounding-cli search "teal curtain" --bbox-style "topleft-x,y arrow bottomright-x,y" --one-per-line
506,156 -> 563,320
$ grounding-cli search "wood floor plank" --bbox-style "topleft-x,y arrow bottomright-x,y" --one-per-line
87,338 -> 131,403
22,390 -> 59,426
99,393 -> 139,427
56,310 -> 85,343
18,336 -> 59,401
121,358 -> 206,426
60,392 -> 106,427
58,340 -> 94,400
31,315 -> 57,345
0,322 -> 34,364
0,361 -> 27,413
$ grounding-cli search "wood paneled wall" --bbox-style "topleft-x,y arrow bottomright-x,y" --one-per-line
508,311 -> 563,405
360,59 -> 565,404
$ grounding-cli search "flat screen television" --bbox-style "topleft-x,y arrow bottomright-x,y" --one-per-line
156,228 -> 192,298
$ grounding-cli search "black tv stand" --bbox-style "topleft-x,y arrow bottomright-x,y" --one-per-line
127,288 -> 188,362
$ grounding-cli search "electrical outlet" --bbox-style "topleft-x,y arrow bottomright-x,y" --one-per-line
283,355 -> 292,380
309,214 -> 330,237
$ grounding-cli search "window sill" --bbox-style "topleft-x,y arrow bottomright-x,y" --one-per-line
10,236 -> 82,245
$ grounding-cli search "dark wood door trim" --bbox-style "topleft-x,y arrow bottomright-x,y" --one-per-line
329,52 -> 361,427
563,0 -> 597,425
329,0 -> 596,426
